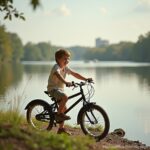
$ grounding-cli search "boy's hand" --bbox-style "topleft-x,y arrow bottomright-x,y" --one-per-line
86,78 -> 93,83
66,82 -> 73,87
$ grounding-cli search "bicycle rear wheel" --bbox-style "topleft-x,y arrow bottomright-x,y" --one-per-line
79,104 -> 110,140
26,102 -> 54,131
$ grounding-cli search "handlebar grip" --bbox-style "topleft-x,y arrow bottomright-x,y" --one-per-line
66,81 -> 76,87
72,81 -> 78,87
86,78 -> 94,83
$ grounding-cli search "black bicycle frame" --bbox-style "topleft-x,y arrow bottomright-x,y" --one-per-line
52,86 -> 87,115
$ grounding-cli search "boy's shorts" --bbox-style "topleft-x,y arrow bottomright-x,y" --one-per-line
49,89 -> 66,100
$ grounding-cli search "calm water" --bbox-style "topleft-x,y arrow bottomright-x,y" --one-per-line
0,61 -> 150,146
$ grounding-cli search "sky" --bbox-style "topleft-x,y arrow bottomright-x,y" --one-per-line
1,0 -> 150,47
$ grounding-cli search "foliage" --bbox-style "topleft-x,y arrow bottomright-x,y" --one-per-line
0,110 -> 93,150
0,25 -> 24,62
0,23 -> 150,62
22,42 -> 57,61
30,0 -> 41,10
0,0 -> 25,20
132,32 -> 150,62
0,0 -> 41,20
69,46 -> 90,60
0,110 -> 25,126
84,42 -> 134,61
23,42 -> 42,61
9,32 -> 24,62
0,24 -> 12,62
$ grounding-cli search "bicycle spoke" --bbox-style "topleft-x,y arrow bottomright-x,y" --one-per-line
27,103 -> 53,131
80,104 -> 109,140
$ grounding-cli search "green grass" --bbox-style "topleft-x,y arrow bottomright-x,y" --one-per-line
0,110 -> 94,150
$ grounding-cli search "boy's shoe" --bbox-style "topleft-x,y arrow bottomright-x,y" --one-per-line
57,128 -> 71,135
55,113 -> 71,122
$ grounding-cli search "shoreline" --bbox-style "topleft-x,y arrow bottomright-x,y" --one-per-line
51,126 -> 150,150
0,123 -> 150,150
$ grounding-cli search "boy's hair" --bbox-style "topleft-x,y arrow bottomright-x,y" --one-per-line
55,49 -> 71,62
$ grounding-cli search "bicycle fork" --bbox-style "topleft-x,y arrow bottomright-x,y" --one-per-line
85,109 -> 98,124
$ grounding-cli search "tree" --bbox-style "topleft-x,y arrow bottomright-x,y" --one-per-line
132,32 -> 150,62
0,24 -> 12,62
0,0 -> 41,20
0,0 -> 25,20
37,42 -> 51,60
8,33 -> 24,62
23,42 -> 42,61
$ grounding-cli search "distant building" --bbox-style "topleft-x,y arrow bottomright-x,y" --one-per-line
95,38 -> 109,48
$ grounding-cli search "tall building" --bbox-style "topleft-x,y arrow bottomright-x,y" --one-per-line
95,38 -> 109,48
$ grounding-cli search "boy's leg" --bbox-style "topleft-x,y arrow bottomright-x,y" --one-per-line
57,95 -> 67,114
57,106 -> 71,135
59,106 -> 67,129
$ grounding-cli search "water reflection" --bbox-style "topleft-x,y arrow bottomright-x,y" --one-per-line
95,67 -> 150,92
0,62 -> 150,145
0,63 -> 23,96
137,107 -> 150,134
24,65 -> 51,75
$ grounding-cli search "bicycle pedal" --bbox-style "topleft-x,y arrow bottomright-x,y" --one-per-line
53,122 -> 57,127
56,120 -> 63,124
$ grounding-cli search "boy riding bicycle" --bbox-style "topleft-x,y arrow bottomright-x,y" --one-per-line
47,48 -> 92,135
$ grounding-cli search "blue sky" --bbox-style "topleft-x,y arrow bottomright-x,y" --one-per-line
1,0 -> 150,47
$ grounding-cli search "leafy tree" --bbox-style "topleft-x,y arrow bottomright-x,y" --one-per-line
37,42 -> 51,60
0,0 -> 25,20
0,0 -> 41,20
109,42 -> 133,60
0,24 -> 12,62
84,42 -> 134,61
23,42 -> 42,61
132,32 -> 150,62
69,46 -> 89,60
8,32 -> 24,62
23,42 -> 58,61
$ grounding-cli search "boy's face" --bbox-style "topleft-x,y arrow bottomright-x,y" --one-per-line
58,55 -> 70,67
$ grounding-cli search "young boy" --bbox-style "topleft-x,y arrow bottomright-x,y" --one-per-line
47,48 -> 92,135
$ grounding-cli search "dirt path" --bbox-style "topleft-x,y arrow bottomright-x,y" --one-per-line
52,126 -> 150,150
1,124 -> 150,150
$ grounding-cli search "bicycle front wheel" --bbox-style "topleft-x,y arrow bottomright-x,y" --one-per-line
26,102 -> 54,131
79,104 -> 110,140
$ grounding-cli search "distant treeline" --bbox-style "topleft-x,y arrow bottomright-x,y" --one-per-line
0,24 -> 150,63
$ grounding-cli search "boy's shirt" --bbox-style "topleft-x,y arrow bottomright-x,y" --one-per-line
47,64 -> 72,91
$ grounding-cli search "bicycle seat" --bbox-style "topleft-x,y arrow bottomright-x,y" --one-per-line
44,91 -> 50,95
44,91 -> 57,101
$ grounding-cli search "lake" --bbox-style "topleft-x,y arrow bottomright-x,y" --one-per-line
0,61 -> 150,146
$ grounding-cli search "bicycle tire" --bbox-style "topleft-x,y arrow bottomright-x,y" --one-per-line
26,101 -> 54,131
79,104 -> 110,140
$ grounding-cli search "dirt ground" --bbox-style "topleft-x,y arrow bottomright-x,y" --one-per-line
52,126 -> 150,150
1,124 -> 150,150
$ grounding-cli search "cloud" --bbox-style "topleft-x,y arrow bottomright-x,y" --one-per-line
135,0 -> 150,13
52,4 -> 71,16
47,4 -> 71,17
100,7 -> 108,15
138,0 -> 150,5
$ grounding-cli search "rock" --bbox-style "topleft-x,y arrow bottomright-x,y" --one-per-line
111,128 -> 125,137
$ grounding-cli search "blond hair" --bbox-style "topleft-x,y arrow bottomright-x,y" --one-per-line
55,49 -> 71,62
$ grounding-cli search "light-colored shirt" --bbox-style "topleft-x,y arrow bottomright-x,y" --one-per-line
47,64 -> 71,91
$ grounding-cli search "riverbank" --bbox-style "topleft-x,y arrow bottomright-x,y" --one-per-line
0,110 -> 150,150
0,123 -> 150,150
52,126 -> 150,150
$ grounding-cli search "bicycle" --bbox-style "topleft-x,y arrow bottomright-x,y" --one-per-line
25,81 -> 110,141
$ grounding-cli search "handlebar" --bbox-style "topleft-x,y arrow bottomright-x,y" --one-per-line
66,80 -> 95,101
66,80 -> 94,88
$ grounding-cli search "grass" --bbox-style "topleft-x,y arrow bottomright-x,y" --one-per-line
0,110 -> 94,150
0,90 -> 95,150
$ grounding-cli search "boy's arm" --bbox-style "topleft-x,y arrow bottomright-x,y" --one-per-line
70,70 -> 88,81
54,71 -> 72,86
54,72 -> 67,84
